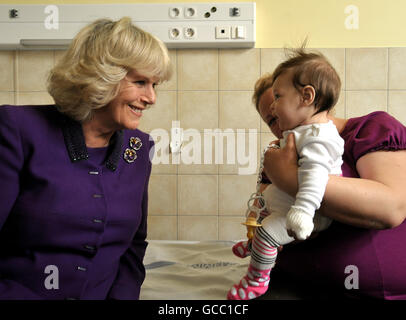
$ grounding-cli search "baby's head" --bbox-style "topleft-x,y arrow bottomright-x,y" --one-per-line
254,49 -> 341,112
253,48 -> 341,136
272,48 -> 341,114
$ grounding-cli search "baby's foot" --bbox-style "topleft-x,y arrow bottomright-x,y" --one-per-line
232,241 -> 251,258
227,267 -> 270,300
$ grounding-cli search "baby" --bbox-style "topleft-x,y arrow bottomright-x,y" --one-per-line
228,49 -> 344,300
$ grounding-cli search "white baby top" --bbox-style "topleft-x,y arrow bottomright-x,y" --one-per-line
267,120 -> 344,240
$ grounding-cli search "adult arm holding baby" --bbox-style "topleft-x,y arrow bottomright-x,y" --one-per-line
264,121 -> 406,230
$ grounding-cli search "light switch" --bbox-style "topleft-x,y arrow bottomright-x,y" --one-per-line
231,26 -> 245,39
235,26 -> 245,39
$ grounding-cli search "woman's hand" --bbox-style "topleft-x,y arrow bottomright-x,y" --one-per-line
263,133 -> 299,197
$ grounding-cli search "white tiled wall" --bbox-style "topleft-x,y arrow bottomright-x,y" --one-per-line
1,48 -> 406,241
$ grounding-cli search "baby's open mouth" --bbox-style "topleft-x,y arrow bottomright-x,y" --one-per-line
268,117 -> 277,127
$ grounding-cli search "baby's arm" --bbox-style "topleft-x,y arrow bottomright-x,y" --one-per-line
286,136 -> 341,240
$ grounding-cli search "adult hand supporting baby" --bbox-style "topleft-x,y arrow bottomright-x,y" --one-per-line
263,133 -> 299,198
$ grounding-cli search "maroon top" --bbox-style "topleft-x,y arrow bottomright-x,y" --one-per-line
275,111 -> 406,299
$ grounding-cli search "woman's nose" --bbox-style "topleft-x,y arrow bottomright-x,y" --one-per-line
143,84 -> 156,105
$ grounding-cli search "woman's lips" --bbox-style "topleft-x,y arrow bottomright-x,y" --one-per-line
128,104 -> 144,116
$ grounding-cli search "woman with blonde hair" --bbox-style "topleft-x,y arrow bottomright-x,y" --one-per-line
0,17 -> 171,299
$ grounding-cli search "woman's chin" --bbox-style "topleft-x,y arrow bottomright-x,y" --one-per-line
123,120 -> 140,131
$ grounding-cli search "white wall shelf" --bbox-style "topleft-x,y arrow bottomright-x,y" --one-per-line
0,3 -> 256,50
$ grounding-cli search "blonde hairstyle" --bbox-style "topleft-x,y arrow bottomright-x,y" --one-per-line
252,72 -> 273,111
253,48 -> 341,114
48,17 -> 172,122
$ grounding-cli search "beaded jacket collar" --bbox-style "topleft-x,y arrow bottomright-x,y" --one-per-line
59,111 -> 124,172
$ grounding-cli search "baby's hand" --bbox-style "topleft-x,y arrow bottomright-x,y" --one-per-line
286,207 -> 314,240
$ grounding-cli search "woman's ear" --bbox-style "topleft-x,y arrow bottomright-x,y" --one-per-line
301,85 -> 316,106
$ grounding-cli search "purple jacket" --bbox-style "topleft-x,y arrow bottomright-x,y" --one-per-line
0,105 -> 153,300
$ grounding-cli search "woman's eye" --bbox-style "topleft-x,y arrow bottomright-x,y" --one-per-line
134,81 -> 145,86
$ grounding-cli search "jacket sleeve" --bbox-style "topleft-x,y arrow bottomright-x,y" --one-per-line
106,138 -> 153,300
0,106 -> 24,230
0,106 -> 43,299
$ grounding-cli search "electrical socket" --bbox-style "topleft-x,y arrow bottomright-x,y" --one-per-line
184,27 -> 196,39
215,26 -> 230,39
169,7 -> 181,18
184,7 -> 196,18
169,27 -> 181,39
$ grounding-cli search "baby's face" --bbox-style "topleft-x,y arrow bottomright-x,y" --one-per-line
269,69 -> 308,133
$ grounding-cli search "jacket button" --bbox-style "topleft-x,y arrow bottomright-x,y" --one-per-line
84,245 -> 96,252
93,218 -> 103,224
77,266 -> 87,272
93,194 -> 103,198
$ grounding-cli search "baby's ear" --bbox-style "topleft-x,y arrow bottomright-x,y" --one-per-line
301,85 -> 316,106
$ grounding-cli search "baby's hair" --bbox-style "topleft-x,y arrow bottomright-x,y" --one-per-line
252,72 -> 273,111
253,46 -> 341,114
272,48 -> 341,114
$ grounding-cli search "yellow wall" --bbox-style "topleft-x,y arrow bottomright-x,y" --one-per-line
1,0 -> 406,48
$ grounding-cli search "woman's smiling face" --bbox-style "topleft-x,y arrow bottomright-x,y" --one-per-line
103,69 -> 158,131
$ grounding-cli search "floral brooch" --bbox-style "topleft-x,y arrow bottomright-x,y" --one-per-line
123,137 -> 142,163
